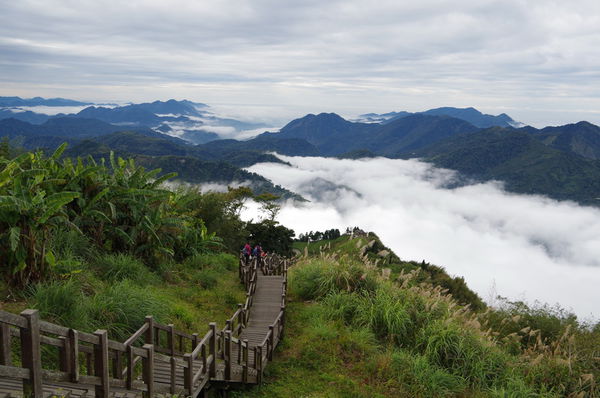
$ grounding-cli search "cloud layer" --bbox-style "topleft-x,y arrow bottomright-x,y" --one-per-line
2,1 -> 600,126
245,155 -> 600,320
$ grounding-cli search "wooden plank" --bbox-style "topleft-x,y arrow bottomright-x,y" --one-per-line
0,311 -> 27,328
123,323 -> 148,347
39,320 -> 69,337
0,364 -> 29,378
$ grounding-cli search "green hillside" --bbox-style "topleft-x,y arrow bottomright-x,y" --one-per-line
0,147 -> 598,397
238,235 -> 600,398
413,128 -> 600,205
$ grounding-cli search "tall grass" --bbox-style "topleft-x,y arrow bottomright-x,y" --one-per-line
288,255 -> 593,397
28,279 -> 89,330
28,278 -> 168,340
290,257 -> 378,300
87,280 -> 168,340
92,253 -> 157,285
181,253 -> 233,289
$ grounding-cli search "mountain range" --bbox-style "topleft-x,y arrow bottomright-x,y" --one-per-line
357,107 -> 523,128
2,97 -> 600,205
0,97 -> 268,144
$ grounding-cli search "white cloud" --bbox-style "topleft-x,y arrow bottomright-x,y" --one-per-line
244,155 -> 600,320
10,105 -> 89,115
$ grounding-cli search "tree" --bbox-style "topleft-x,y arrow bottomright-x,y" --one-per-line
255,192 -> 281,222
246,220 -> 295,257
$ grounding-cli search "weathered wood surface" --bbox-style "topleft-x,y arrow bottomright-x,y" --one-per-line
0,254 -> 288,397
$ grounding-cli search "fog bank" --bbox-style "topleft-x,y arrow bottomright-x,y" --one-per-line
245,155 -> 600,320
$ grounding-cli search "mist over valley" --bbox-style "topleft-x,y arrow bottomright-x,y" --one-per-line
246,155 -> 600,320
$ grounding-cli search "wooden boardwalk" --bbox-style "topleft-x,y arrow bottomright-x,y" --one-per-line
0,255 -> 288,398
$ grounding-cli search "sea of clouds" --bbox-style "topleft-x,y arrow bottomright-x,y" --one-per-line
244,155 -> 600,320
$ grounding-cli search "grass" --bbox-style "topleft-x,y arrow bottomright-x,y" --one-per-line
19,250 -> 245,342
234,238 -> 597,398
5,230 -> 599,397
92,253 -> 158,285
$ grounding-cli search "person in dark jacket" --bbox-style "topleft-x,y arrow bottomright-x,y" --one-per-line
242,242 -> 251,265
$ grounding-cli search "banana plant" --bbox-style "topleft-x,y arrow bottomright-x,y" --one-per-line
0,146 -> 80,286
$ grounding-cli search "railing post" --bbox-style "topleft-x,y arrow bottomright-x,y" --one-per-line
192,332 -> 199,352
183,353 -> 193,395
280,305 -> 286,340
209,323 -> 217,378
69,329 -> 80,383
268,325 -> 274,361
116,351 -> 124,380
168,324 -> 175,356
0,323 -> 11,365
144,316 -> 154,345
126,345 -> 134,390
224,330 -> 232,380
237,304 -> 243,331
59,336 -> 71,374
242,339 -> 248,383
142,344 -> 155,398
170,356 -> 177,395
20,309 -> 42,398
257,346 -> 263,384
94,329 -> 110,398
201,345 -> 207,374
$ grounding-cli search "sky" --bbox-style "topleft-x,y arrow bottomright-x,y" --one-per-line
244,155 -> 600,321
1,0 -> 600,127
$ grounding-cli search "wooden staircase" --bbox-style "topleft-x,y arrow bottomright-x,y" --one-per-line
0,254 -> 289,397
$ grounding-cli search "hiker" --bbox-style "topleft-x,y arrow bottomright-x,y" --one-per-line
242,242 -> 251,265
252,243 -> 262,258
253,244 -> 263,266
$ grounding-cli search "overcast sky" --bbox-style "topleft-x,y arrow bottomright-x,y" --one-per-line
2,0 -> 600,126
245,155 -> 600,320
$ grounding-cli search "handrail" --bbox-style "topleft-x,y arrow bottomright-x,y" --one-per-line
0,252 -> 290,398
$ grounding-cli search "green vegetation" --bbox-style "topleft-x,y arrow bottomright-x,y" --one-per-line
241,235 -> 599,398
2,144 -> 598,397
412,128 -> 600,205
0,145 -> 266,340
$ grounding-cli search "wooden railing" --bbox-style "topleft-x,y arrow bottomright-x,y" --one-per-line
0,253 -> 289,398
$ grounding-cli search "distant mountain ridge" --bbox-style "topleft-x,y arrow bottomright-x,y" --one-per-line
0,98 -> 268,144
357,106 -> 523,128
0,96 -> 92,107
3,97 -> 600,205
266,112 -> 479,156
